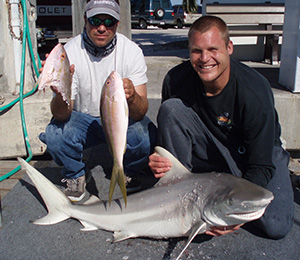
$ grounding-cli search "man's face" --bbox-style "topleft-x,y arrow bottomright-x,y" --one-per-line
189,26 -> 233,90
85,14 -> 119,47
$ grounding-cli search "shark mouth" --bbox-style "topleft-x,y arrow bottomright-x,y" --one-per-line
226,208 -> 266,221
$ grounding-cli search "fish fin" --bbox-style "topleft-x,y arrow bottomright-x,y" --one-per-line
117,168 -> 127,207
109,163 -> 127,207
113,231 -> 134,242
175,222 -> 207,260
81,195 -> 102,205
32,211 -> 69,225
124,101 -> 129,117
80,221 -> 98,231
154,146 -> 192,187
37,70 -> 43,87
17,157 -> 72,223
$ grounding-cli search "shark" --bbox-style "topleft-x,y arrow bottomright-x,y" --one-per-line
18,146 -> 274,260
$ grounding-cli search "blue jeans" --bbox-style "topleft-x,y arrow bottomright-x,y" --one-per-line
39,111 -> 157,179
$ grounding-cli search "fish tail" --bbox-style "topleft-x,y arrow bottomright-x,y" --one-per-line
109,163 -> 127,207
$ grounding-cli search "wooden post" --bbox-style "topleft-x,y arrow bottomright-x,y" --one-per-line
279,0 -> 300,92
72,0 -> 86,37
118,0 -> 131,40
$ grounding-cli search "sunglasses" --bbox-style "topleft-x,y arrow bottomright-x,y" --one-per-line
88,17 -> 118,27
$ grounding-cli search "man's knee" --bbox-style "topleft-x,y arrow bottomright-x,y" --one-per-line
159,98 -> 183,116
158,98 -> 186,127
254,207 -> 294,239
39,120 -> 72,153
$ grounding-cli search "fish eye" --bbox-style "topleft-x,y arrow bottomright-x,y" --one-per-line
61,54 -> 65,60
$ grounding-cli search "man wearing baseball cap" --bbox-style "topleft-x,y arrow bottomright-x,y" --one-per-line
40,0 -> 156,202
85,0 -> 120,20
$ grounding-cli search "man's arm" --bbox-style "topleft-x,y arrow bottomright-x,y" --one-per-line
50,64 -> 75,122
123,79 -> 148,121
50,92 -> 73,122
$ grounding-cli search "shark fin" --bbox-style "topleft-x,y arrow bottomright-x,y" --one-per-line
80,221 -> 98,231
32,211 -> 69,225
113,231 -> 135,242
175,221 -> 207,260
154,146 -> 192,187
17,157 -> 72,224
82,195 -> 102,205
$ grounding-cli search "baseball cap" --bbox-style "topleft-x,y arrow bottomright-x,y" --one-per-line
85,0 -> 120,20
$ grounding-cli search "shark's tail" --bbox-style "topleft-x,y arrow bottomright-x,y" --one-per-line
18,158 -> 71,225
109,162 -> 127,207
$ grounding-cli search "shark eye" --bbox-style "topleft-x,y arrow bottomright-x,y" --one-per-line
228,198 -> 233,206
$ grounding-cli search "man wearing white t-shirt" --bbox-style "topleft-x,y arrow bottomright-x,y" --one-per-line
39,0 -> 156,202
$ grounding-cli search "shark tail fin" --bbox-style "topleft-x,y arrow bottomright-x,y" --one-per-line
109,163 -> 127,207
18,157 -> 72,225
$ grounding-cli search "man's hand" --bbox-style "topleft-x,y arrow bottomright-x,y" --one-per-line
149,153 -> 172,178
121,78 -> 148,121
122,78 -> 136,102
205,224 -> 244,236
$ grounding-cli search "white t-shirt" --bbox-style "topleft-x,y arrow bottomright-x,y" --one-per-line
64,32 -> 148,117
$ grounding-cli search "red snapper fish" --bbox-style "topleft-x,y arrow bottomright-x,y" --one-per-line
100,71 -> 129,206
38,43 -> 72,106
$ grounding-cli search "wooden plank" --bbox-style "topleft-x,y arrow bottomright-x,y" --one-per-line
209,14 -> 284,24
0,179 -> 19,190
206,5 -> 285,14
229,30 -> 283,36
0,189 -> 10,199
0,160 -> 55,201
0,160 -> 23,179
0,170 -> 25,179
0,160 -> 20,168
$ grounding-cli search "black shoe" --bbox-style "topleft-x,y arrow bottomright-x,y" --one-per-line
125,175 -> 142,194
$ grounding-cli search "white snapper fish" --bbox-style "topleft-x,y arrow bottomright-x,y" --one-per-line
100,71 -> 129,206
38,43 -> 72,106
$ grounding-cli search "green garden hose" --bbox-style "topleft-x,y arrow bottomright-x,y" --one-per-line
0,0 -> 41,182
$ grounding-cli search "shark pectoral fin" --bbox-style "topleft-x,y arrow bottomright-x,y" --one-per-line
80,221 -> 98,231
113,231 -> 135,242
32,211 -> 69,225
175,222 -> 207,260
81,195 -> 102,205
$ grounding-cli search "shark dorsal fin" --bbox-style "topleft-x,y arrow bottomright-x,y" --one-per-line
154,146 -> 192,187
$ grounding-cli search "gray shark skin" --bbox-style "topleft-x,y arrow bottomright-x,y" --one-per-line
18,146 -> 274,260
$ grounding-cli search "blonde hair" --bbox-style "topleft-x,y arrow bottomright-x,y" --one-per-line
188,15 -> 230,47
